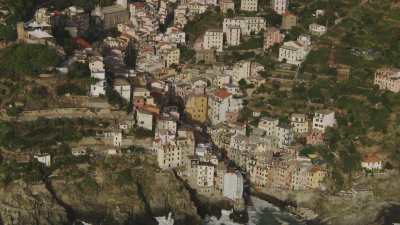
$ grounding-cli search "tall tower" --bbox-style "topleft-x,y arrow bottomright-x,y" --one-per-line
117,0 -> 128,8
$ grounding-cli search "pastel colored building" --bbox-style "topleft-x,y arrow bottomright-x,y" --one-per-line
361,152 -> 383,170
185,95 -> 208,123
290,113 -> 309,134
223,172 -> 244,201
312,110 -> 336,133
226,26 -> 241,46
241,0 -> 258,11
309,23 -> 327,36
278,41 -> 309,65
271,0 -> 288,15
374,68 -> 400,93
263,27 -> 284,50
203,30 -> 224,52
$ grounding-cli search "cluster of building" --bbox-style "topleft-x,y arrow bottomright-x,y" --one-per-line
152,112 -> 244,202
21,0 -> 350,207
206,110 -> 337,192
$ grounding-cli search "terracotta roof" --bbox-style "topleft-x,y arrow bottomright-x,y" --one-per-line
213,89 -> 231,99
282,11 -> 295,17
310,165 -> 322,173
74,37 -> 91,49
142,105 -> 160,115
131,2 -> 145,8
362,152 -> 381,163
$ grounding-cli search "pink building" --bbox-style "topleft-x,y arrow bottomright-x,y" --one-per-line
374,68 -> 400,93
263,27 -> 284,50
306,131 -> 324,146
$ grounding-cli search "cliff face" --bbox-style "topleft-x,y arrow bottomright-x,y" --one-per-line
292,171 -> 400,225
0,156 -> 201,225
0,182 -> 68,225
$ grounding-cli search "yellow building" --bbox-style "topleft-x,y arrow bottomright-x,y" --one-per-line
308,166 -> 326,189
185,95 -> 208,123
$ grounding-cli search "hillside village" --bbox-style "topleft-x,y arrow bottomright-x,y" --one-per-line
0,0 -> 400,224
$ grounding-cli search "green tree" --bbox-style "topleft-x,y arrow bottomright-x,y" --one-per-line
125,41 -> 138,69
5,0 -> 39,23
0,44 -> 60,78
0,25 -> 17,42
68,62 -> 90,79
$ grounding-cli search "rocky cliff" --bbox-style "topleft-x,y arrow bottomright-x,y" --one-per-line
291,171 -> 400,225
0,181 -> 68,225
0,155 -> 201,225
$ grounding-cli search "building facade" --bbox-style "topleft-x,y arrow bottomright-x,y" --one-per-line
374,68 -> 400,93
278,41 -> 309,65
240,0 -> 258,11
312,110 -> 336,133
226,26 -> 241,46
223,172 -> 244,201
185,95 -> 208,123
271,0 -> 288,14
203,30 -> 224,52
290,113 -> 309,134
263,27 -> 284,50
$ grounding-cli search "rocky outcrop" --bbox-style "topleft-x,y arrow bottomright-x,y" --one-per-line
0,156 -> 202,225
291,171 -> 400,225
50,156 -> 201,225
0,181 -> 68,225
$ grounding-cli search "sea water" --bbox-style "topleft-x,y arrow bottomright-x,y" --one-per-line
205,197 -> 304,225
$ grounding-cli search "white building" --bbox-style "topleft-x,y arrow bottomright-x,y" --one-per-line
88,56 -> 103,71
223,17 -> 266,36
309,23 -> 327,36
157,143 -> 182,169
361,153 -> 383,171
114,79 -> 131,102
220,0 -> 235,13
278,41 -> 310,66
196,162 -> 215,187
208,89 -> 243,125
161,47 -> 180,67
156,117 -> 178,134
290,113 -> 309,134
113,132 -> 122,147
223,172 -> 243,201
374,68 -> 400,93
225,26 -> 241,46
271,0 -> 288,15
166,27 -> 186,44
258,117 -> 279,136
275,124 -> 294,148
232,60 -> 251,84
240,0 -> 258,11
258,117 -> 294,148
137,109 -> 154,130
203,30 -> 224,52
90,80 -> 106,97
312,110 -> 336,133
34,154 -> 51,167
155,213 -> 174,225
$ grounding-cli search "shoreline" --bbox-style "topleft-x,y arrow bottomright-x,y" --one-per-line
250,191 -> 322,225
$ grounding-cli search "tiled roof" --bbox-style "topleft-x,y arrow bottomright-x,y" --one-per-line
213,89 -> 231,99
362,152 -> 381,163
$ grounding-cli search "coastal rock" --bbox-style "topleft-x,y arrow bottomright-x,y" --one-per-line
50,156 -> 201,225
0,181 -> 68,225
0,156 -> 201,225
